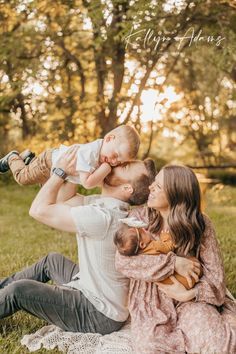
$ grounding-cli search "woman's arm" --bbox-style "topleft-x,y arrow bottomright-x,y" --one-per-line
116,206 -> 175,281
116,207 -> 200,283
156,216 -> 226,305
157,276 -> 197,302
115,251 -> 200,284
115,251 -> 176,282
194,215 -> 226,306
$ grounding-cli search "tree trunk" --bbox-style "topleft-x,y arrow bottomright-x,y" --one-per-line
16,93 -> 31,139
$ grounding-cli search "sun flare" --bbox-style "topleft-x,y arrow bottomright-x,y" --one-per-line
140,86 -> 182,123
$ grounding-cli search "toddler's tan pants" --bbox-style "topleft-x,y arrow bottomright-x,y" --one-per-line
9,149 -> 53,185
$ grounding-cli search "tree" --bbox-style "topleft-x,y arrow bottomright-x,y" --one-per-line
0,0 -> 236,166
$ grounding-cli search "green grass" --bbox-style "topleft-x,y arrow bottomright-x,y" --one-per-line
0,184 -> 77,353
205,184 -> 236,296
0,183 -> 235,353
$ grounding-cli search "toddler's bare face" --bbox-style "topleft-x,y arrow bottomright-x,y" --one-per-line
100,136 -> 130,166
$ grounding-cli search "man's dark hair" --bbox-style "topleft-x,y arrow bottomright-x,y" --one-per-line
128,158 -> 156,206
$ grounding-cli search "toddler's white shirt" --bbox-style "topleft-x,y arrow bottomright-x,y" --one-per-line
51,139 -> 103,184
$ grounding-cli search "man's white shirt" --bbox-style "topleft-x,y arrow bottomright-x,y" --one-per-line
65,195 -> 130,322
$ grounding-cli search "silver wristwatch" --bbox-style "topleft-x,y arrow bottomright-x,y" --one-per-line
52,167 -> 67,180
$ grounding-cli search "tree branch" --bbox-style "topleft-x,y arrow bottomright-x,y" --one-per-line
57,39 -> 86,100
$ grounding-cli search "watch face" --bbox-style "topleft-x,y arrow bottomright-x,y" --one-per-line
54,168 -> 66,179
57,168 -> 64,176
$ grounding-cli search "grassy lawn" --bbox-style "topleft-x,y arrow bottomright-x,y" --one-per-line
0,182 -> 235,353
0,184 -> 77,354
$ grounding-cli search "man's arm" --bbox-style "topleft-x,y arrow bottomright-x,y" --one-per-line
29,146 -> 80,233
56,181 -> 76,203
29,174 -> 77,233
56,181 -> 85,206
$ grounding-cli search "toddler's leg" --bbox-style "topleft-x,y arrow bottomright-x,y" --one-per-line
9,149 -> 52,185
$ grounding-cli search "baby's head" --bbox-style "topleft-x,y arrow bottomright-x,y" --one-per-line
114,224 -> 152,256
100,125 -> 140,166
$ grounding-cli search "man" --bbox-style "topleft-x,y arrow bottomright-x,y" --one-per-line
0,146 -> 156,334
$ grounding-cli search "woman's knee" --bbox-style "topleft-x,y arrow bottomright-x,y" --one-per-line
177,302 -> 222,333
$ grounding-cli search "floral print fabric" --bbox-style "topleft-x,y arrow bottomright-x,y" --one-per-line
115,207 -> 236,354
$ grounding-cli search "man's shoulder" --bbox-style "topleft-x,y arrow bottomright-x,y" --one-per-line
71,194 -> 128,238
84,195 -> 129,211
83,194 -> 101,205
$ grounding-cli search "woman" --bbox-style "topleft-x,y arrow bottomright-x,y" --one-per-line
115,165 -> 236,354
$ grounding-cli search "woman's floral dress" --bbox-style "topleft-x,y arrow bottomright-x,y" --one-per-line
115,208 -> 236,354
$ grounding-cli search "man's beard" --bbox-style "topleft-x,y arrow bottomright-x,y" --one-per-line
104,169 -> 128,187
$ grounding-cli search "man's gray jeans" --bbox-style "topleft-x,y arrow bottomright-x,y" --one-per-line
0,252 -> 125,333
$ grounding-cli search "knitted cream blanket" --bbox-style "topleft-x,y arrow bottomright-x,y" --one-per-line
20,290 -> 236,353
21,321 -> 133,353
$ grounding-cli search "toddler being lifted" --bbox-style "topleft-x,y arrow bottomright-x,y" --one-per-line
0,125 -> 140,188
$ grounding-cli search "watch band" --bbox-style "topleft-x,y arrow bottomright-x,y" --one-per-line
52,167 -> 67,180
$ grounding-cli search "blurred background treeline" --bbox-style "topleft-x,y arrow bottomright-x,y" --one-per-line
0,0 -> 236,182
0,2 -> 236,349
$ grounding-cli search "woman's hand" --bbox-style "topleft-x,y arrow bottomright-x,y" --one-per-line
157,276 -> 197,302
56,145 -> 79,176
175,256 -> 201,288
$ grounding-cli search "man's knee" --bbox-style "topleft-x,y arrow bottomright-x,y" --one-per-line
45,252 -> 65,271
3,279 -> 30,299
46,252 -> 63,263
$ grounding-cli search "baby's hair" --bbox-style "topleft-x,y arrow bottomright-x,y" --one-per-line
108,125 -> 140,159
114,224 -> 139,256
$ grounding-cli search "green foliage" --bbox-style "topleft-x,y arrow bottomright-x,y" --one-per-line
208,169 -> 236,185
148,155 -> 167,172
0,0 -> 235,164
78,184 -> 101,195
206,184 -> 236,295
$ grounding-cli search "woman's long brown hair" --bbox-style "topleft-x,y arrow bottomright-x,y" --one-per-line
148,165 -> 205,256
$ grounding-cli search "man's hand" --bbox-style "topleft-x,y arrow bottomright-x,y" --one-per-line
175,256 -> 201,288
56,145 -> 79,176
157,276 -> 197,302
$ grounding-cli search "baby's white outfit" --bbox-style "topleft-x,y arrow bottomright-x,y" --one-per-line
51,139 -> 103,184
